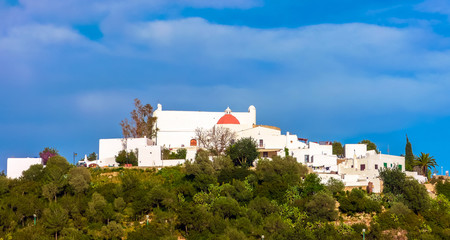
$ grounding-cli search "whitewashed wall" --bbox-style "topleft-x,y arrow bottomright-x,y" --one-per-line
138,145 -> 163,167
7,158 -> 42,179
344,144 -> 367,158
99,138 -> 154,160
153,104 -> 256,148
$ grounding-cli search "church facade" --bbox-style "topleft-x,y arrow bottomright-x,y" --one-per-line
152,104 -> 256,148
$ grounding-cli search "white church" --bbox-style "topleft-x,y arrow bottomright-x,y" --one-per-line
7,103 -> 413,193
88,104 -> 326,166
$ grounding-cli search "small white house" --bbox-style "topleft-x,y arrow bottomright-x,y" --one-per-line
96,137 -> 185,167
290,142 -> 337,172
7,157 -> 42,179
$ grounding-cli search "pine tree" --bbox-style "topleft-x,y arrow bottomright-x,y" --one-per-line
405,135 -> 414,171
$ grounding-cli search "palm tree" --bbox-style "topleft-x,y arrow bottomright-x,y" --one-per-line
413,152 -> 437,178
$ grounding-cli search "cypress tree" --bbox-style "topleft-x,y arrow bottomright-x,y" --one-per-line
405,135 -> 414,171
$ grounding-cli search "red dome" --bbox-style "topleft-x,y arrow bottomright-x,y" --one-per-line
217,114 -> 240,124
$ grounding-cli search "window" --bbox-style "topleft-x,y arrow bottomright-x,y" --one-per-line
259,139 -> 264,147
384,163 -> 387,168
190,139 -> 197,146
360,164 -> 365,171
263,152 -> 268,158
398,165 -> 402,171
311,156 -> 314,163
375,164 -> 378,170
304,155 -> 309,163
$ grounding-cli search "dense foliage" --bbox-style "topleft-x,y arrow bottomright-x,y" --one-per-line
115,150 -> 138,166
1,154 -> 449,239
332,141 -> 344,157
226,137 -> 259,167
163,148 -> 187,160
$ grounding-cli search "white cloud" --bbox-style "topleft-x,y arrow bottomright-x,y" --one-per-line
9,0 -> 259,26
416,0 -> 450,15
2,2 -> 450,138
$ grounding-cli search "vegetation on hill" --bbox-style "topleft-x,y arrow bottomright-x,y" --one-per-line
1,153 -> 449,239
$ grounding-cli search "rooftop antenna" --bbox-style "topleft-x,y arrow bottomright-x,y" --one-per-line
387,144 -> 390,155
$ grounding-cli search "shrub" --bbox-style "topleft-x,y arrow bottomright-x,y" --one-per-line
305,191 -> 338,221
338,188 -> 381,214
435,180 -> 450,200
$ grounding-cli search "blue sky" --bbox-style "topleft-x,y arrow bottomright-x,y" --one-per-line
1,0 -> 450,174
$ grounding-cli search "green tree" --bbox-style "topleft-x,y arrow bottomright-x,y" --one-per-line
115,150 -> 138,166
305,191 -> 338,221
60,227 -> 87,240
68,167 -> 91,194
405,135 -> 414,171
21,164 -> 44,181
0,175 -> 8,195
13,225 -> 46,240
326,177 -> 345,197
338,188 -> 381,214
379,166 -> 406,195
212,155 -> 234,172
168,148 -> 187,159
100,221 -> 124,240
301,173 -> 325,197
226,137 -> 259,167
332,141 -> 344,157
42,156 -> 71,201
88,192 -> 113,223
375,202 -> 421,233
43,183 -> 59,202
435,180 -> 450,200
185,150 -> 217,191
87,152 -> 97,160
400,177 -> 430,213
120,98 -> 157,139
414,152 -> 437,178
255,156 -> 308,201
359,139 -> 378,153
43,203 -> 69,239
379,166 -> 430,214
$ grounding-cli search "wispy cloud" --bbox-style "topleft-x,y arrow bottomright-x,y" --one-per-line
416,0 -> 450,15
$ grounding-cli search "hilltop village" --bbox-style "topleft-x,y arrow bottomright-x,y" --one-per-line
8,104 -> 428,192
2,102 -> 450,239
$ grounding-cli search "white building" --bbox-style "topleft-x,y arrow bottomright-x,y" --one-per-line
96,104 -> 330,167
291,142 -> 337,173
339,144 -> 406,176
321,143 -> 406,193
87,137 -> 185,168
7,157 -> 42,179
153,104 -> 256,148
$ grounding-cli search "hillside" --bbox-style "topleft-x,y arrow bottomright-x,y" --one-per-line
0,154 -> 449,240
